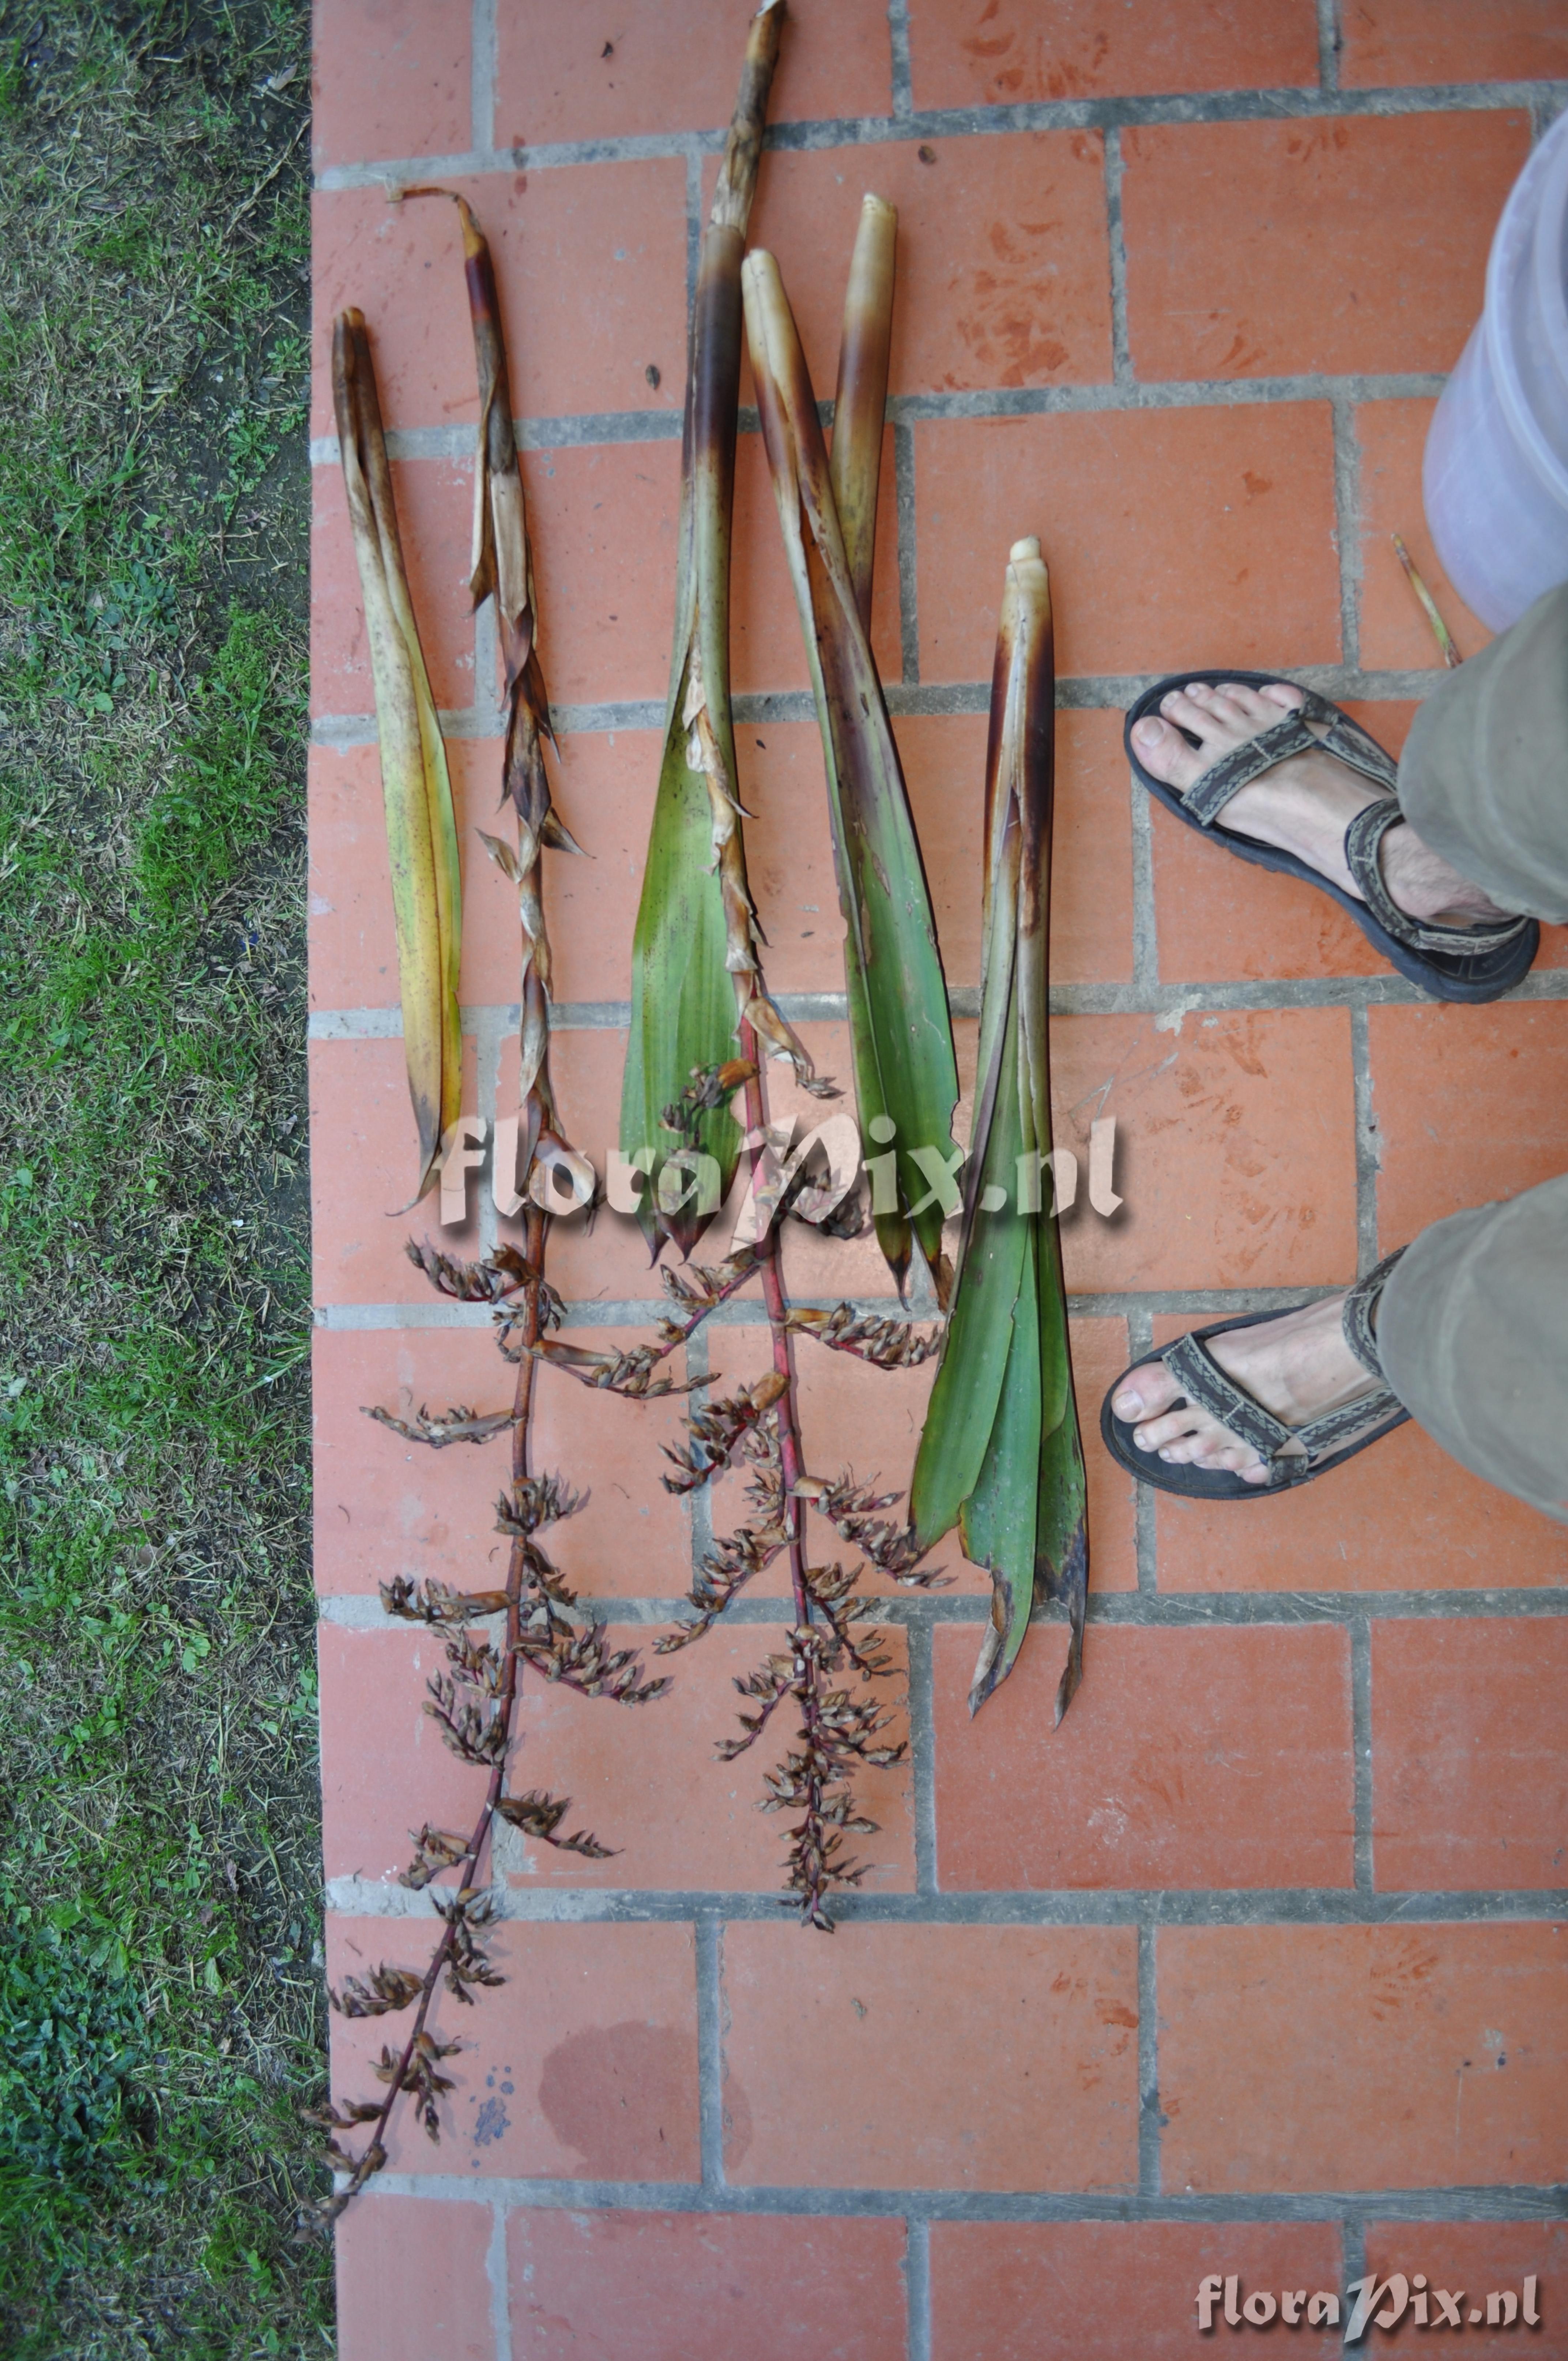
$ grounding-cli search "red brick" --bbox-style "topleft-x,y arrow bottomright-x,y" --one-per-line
734,134 -> 1113,401
909,0 -> 1319,110
313,0 -> 470,174
496,1023 -> 662,1309
1342,1 -> 1568,88
1043,1008 -> 1359,1295
1122,114 -> 1529,382
316,1615 -> 915,1893
934,1623 -> 1354,1890
1159,1924 -> 1568,2190
507,2207 -> 908,2361
310,1036 -> 483,1304
1152,1392 -> 1568,1594
310,167 -> 687,443
311,1323 -> 696,1601
1369,1002 -> 1568,1247
327,1913 -> 701,2179
1362,2219 -> 1568,2353
312,453 -> 477,718
1372,1618 -> 1568,1891
497,0 -> 893,148
335,2192 -> 494,2361
1357,400 -> 1493,671
915,406 -> 1341,685
516,439 -> 681,707
722,1923 -> 1139,2188
928,2221 -> 1344,2361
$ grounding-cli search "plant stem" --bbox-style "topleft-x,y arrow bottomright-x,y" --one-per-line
326,1209 -> 546,2221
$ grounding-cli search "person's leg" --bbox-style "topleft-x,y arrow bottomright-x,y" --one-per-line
1397,581 -> 1568,925
1376,1174 -> 1568,1522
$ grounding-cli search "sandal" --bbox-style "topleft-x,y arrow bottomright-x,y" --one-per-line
1100,1252 -> 1411,1500
1124,670 -> 1538,1004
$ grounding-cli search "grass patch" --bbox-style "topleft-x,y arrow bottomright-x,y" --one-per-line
0,3 -> 327,2350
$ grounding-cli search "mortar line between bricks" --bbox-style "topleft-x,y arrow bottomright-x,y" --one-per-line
470,0 -> 496,158
886,0 -> 913,121
893,420 -> 920,685
486,2199 -> 511,2361
904,2216 -> 931,2361
1352,1613 -> 1375,1896
695,1912 -> 725,2194
1127,763 -> 1160,1004
1341,2217 -> 1368,2343
1126,1305 -> 1159,1597
324,1879 -> 1568,1928
312,1278 -> 1568,1330
306,370 -> 1455,472
1102,126 -> 1133,391
319,1586 -> 1568,1633
1350,1004 -> 1381,1275
305,663 -> 1475,742
312,663 -> 1568,745
685,150 -> 701,316
1331,394 -> 1363,673
1316,0 -> 1341,96
363,2173 -> 1568,2225
905,1619 -> 938,1895
1137,1921 -> 1161,2197
311,80 -> 1568,192
305,965 -> 1568,1042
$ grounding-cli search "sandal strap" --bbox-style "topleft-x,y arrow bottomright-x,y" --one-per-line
1162,1316 -> 1406,1488
1341,1246 -> 1406,1382
1343,798 -> 1532,957
1180,686 -> 1397,827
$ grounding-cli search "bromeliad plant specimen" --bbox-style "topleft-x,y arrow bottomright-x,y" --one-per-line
619,0 -> 823,1261
607,5 -> 953,1928
743,226 -> 961,1302
310,206 -> 667,2233
332,311 -> 462,1206
911,540 -> 1089,1718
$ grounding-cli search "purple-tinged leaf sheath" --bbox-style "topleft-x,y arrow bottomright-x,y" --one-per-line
830,193 -> 896,629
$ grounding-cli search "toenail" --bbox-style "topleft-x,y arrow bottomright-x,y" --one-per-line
1114,1386 -> 1143,1415
1134,718 -> 1162,746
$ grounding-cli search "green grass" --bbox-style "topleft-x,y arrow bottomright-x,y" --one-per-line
0,4 -> 328,2350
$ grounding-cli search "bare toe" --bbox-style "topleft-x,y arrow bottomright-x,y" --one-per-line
1258,679 -> 1305,711
1112,1360 -> 1184,1423
1129,714 -> 1208,793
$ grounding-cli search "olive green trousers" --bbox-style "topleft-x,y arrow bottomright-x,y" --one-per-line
1377,583 -> 1568,1522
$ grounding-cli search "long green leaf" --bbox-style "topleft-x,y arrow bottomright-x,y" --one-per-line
619,3 -> 789,1259
910,536 -> 1088,1717
742,246 -> 959,1297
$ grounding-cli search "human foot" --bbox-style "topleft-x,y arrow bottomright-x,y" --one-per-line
1111,1292 -> 1378,1487
1131,679 -> 1511,929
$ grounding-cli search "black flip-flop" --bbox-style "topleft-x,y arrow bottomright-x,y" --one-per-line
1101,1253 -> 1411,1500
1125,671 -> 1538,1004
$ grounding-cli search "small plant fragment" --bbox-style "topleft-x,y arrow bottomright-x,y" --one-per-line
910,538 -> 1089,1720
619,0 -> 800,1259
1392,533 -> 1461,670
332,309 -> 462,1203
743,227 -> 960,1299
